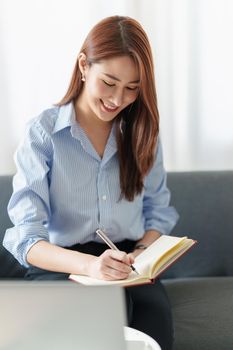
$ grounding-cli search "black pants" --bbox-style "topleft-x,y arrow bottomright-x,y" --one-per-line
25,240 -> 174,350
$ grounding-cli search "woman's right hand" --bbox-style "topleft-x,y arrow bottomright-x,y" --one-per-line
87,249 -> 134,281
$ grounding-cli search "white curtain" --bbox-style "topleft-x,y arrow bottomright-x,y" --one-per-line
0,0 -> 232,174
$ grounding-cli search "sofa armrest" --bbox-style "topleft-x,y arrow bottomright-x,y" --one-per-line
162,171 -> 233,278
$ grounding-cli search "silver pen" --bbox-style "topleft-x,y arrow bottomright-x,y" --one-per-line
96,229 -> 140,275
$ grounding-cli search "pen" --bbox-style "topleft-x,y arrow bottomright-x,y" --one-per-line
96,229 -> 140,275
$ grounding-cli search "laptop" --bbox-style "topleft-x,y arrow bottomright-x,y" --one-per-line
0,281 -> 127,350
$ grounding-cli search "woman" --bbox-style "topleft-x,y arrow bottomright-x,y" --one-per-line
4,16 -> 178,349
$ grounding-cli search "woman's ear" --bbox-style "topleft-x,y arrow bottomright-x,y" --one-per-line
78,53 -> 88,81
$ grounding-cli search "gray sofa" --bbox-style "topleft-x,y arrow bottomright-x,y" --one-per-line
1,172 -> 233,349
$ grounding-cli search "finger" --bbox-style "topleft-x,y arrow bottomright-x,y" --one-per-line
102,256 -> 131,274
110,259 -> 132,274
103,266 -> 130,280
97,257 -> 129,280
103,252 -> 132,273
105,249 -> 132,266
127,253 -> 135,264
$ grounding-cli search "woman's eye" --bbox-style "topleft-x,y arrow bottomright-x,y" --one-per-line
126,86 -> 138,91
103,80 -> 115,87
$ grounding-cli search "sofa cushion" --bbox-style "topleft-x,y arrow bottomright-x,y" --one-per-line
0,176 -> 26,278
163,277 -> 233,350
164,171 -> 233,278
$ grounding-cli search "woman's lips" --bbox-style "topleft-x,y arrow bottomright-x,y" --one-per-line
100,99 -> 119,113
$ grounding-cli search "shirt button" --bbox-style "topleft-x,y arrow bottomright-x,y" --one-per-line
102,195 -> 107,201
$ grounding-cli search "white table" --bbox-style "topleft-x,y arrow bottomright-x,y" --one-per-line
124,327 -> 161,350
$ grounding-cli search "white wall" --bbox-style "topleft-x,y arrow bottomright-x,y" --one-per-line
0,0 -> 232,174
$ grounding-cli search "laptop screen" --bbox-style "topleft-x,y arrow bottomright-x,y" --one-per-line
0,281 -> 127,350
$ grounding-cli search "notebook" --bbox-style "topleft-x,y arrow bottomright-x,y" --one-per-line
0,281 -> 127,350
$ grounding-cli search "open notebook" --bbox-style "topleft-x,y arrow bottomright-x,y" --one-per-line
0,282 -> 127,350
70,235 -> 197,287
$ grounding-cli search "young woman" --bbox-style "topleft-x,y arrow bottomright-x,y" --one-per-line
4,16 -> 178,349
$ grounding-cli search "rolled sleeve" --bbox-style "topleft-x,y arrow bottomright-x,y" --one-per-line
3,119 -> 52,267
4,224 -> 49,267
143,138 -> 179,234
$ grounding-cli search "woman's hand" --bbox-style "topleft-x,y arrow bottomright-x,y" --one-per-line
87,249 -> 134,281
127,249 -> 142,260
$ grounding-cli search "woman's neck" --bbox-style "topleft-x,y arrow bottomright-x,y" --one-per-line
74,96 -> 113,133
74,96 -> 113,158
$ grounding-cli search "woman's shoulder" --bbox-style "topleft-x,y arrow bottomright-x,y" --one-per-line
26,105 -> 60,137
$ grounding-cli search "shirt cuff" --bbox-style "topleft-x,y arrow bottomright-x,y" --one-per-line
144,207 -> 179,235
3,224 -> 49,268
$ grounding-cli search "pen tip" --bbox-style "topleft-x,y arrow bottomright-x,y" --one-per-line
131,265 -> 140,275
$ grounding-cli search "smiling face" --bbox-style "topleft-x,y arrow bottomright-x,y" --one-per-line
76,55 -> 140,124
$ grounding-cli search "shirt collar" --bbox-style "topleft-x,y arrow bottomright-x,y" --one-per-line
52,101 -> 118,162
52,102 -> 76,134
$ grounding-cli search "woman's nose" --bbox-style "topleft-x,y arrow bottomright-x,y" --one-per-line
110,90 -> 124,107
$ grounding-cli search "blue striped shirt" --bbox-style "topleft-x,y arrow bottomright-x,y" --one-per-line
3,102 -> 179,267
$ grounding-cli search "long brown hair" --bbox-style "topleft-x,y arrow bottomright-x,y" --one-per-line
58,16 -> 159,201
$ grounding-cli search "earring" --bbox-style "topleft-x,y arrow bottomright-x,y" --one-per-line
120,118 -> 126,134
81,74 -> 86,82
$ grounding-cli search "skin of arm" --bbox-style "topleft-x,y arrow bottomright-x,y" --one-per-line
26,240 -> 134,281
